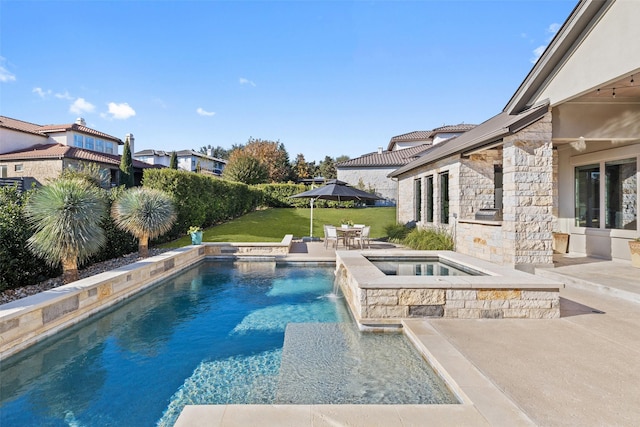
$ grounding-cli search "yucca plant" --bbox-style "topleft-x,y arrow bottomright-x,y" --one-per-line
25,178 -> 108,283
111,188 -> 176,258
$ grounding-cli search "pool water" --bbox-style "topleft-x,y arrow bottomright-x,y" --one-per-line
368,257 -> 482,276
0,261 -> 457,426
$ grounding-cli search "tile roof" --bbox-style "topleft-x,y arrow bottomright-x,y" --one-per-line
336,145 -> 430,168
0,116 -> 49,137
0,143 -> 159,169
0,115 -> 123,144
387,123 -> 476,150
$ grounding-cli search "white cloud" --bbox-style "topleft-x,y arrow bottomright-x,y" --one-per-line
70,97 -> 96,114
33,87 -> 52,98
530,22 -> 561,64
105,102 -> 136,120
55,91 -> 73,100
239,77 -> 256,87
530,45 -> 547,64
0,57 -> 16,83
547,23 -> 561,34
196,107 -> 216,117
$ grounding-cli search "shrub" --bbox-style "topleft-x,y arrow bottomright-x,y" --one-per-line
142,168 -> 263,241
253,183 -> 308,207
402,227 -> 454,250
0,185 -> 60,291
85,186 -> 139,265
384,223 -> 411,243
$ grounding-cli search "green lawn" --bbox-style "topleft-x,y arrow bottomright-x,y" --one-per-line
162,207 -> 397,247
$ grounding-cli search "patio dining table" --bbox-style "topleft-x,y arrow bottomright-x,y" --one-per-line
336,226 -> 363,249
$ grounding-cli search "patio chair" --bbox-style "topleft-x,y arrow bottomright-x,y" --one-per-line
353,225 -> 371,249
324,225 -> 345,249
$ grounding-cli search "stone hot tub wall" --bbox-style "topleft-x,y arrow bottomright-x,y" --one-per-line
335,250 -> 562,328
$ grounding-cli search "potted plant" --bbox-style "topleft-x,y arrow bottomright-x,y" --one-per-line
340,218 -> 354,228
187,226 -> 203,245
629,238 -> 640,268
552,231 -> 569,254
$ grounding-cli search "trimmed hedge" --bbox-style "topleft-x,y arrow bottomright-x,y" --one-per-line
254,183 -> 308,207
0,185 -> 60,291
142,169 -> 263,241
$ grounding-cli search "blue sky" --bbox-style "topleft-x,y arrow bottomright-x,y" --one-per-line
1,0 -> 576,162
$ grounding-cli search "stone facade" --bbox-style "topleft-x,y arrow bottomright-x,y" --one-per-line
335,250 -> 562,327
458,151 -> 502,220
455,220 -> 503,264
502,112 -> 554,268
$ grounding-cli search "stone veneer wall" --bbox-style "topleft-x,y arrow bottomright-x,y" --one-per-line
502,112 -> 554,269
335,254 -> 561,324
458,151 -> 502,220
337,167 -> 398,206
455,221 -> 503,264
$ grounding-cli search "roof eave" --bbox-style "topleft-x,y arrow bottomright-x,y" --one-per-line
505,0 -> 610,114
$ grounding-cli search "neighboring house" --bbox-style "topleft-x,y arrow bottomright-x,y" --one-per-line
390,0 -> 640,268
0,116 -> 156,188
337,124 -> 475,206
134,149 -> 227,176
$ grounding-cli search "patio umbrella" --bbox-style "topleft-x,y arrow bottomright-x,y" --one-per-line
290,179 -> 382,237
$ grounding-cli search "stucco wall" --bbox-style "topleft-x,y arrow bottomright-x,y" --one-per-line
0,128 -> 48,154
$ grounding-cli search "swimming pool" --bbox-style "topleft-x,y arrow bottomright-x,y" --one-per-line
0,261 -> 457,426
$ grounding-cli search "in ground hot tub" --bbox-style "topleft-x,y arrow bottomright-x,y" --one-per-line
367,256 -> 484,277
334,250 -> 563,328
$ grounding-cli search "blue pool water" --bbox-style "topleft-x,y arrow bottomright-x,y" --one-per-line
0,261 -> 457,426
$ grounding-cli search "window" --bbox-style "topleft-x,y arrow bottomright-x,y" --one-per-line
575,164 -> 600,228
74,134 -> 84,148
85,137 -> 94,150
0,165 -> 6,178
605,158 -> 637,230
105,142 -> 114,154
14,164 -> 24,172
414,178 -> 422,222
440,172 -> 449,224
426,175 -> 434,222
494,165 -> 503,210
95,139 -> 104,152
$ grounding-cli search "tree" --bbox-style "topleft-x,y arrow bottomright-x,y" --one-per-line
111,188 -> 176,258
119,140 -> 135,188
196,145 -> 230,160
60,162 -> 111,188
169,151 -> 178,169
318,156 -> 337,179
336,155 -> 350,164
223,150 -> 269,184
242,138 -> 292,183
293,153 -> 311,181
25,178 -> 108,283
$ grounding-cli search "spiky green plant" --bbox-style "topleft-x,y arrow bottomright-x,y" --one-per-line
25,178 -> 108,283
111,188 -> 176,257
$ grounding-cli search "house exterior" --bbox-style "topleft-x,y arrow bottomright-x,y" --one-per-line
0,116 -> 156,188
390,0 -> 640,269
134,149 -> 226,176
337,124 -> 474,206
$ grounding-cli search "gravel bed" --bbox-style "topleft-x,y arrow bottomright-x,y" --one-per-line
0,248 -> 174,306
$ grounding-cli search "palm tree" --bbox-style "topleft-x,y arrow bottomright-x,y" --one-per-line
111,188 -> 176,258
25,178 -> 108,283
